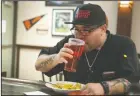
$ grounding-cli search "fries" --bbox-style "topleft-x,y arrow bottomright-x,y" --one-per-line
52,82 -> 81,90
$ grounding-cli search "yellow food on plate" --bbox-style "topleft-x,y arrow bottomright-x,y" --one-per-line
52,82 -> 81,90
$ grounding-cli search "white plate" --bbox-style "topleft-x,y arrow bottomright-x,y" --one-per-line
45,81 -> 85,94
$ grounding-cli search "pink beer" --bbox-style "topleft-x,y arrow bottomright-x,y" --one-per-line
64,38 -> 85,72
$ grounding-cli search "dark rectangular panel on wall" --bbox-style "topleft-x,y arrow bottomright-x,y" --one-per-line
138,54 -> 140,59
2,72 -> 7,77
117,1 -> 133,37
45,0 -> 83,6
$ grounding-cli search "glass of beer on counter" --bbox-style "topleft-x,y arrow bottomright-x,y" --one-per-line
64,38 -> 85,72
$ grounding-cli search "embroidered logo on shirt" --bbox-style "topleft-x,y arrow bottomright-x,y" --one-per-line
75,10 -> 90,19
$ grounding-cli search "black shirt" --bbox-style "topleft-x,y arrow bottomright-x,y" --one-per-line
39,30 -> 140,84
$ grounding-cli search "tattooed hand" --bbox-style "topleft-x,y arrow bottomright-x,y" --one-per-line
81,83 -> 105,95
56,43 -> 73,64
80,78 -> 131,95
35,43 -> 74,72
106,78 -> 131,95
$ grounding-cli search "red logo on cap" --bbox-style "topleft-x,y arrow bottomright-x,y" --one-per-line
75,10 -> 90,19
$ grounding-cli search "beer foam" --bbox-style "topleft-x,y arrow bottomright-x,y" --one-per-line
69,38 -> 85,45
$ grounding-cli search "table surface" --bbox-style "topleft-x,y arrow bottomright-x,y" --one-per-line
2,77 -> 63,95
2,77 -> 140,95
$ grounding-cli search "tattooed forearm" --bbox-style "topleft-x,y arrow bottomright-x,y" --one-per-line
39,55 -> 56,68
107,78 -> 131,95
35,54 -> 59,72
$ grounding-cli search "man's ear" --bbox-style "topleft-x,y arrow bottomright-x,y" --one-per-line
101,24 -> 107,31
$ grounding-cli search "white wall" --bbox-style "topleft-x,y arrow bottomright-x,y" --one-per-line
16,1 -> 76,47
131,1 -> 140,53
19,48 -> 63,81
17,1 -> 118,81
19,48 -> 42,80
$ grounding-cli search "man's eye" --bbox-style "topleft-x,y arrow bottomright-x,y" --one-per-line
74,29 -> 79,31
83,29 -> 88,31
83,29 -> 90,32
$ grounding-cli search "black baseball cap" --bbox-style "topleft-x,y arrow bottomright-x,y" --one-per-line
65,3 -> 106,27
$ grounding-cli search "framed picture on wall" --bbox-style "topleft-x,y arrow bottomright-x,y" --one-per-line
52,9 -> 73,36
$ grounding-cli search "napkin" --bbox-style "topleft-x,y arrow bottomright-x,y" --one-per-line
24,91 -> 50,95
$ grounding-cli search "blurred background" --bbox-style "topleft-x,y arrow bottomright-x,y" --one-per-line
1,0 -> 140,82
